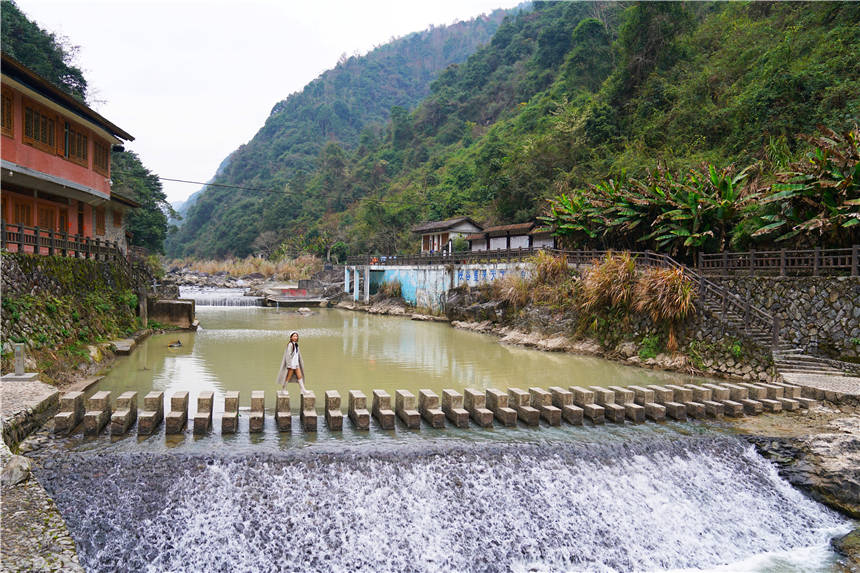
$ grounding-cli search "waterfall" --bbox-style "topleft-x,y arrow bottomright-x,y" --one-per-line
33,435 -> 850,572
179,287 -> 264,307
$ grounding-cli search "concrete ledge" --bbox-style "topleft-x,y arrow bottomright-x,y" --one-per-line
348,390 -> 370,430
463,389 -> 493,427
2,376 -> 59,448
372,390 -> 395,430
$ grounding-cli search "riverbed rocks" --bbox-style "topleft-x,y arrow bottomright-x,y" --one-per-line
832,528 -> 860,568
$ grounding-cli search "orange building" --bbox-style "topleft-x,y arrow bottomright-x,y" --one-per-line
1,54 -> 136,256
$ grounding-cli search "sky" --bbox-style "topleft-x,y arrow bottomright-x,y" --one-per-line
16,0 -> 521,205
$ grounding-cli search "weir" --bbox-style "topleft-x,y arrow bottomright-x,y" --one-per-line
54,381 -> 818,438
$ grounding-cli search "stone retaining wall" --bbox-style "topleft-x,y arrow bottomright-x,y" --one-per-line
712,276 -> 860,360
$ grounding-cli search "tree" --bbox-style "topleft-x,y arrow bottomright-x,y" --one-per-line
111,150 -> 176,253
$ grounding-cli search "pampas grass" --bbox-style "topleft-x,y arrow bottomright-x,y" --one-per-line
167,255 -> 323,281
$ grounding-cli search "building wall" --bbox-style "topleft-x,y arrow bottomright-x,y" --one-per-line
532,236 -> 554,249
509,235 -> 529,249
489,237 -> 507,250
1,87 -> 111,197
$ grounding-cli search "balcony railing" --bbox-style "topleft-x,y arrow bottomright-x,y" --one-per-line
1,220 -> 125,262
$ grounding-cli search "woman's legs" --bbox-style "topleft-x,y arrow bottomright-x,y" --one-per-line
284,368 -> 305,392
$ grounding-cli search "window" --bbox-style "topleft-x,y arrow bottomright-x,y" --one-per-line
113,209 -> 122,227
64,122 -> 88,166
59,209 -> 68,233
93,138 -> 109,175
95,206 -> 105,236
38,206 -> 55,229
14,202 -> 32,226
23,100 -> 56,152
1,88 -> 12,137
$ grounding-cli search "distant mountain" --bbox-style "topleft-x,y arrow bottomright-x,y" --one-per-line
166,9 -> 511,258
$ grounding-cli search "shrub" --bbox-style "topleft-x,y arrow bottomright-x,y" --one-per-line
377,279 -> 403,299
581,251 -> 637,313
490,274 -> 530,310
634,267 -> 697,351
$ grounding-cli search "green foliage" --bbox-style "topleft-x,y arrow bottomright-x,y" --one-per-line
638,335 -> 662,360
112,150 -> 175,254
0,0 -> 87,100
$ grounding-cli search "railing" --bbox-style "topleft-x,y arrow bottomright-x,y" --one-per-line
699,246 -> 859,277
1,220 -> 126,262
349,246 -> 781,348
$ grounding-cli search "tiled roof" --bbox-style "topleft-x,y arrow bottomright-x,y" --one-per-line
411,217 -> 481,233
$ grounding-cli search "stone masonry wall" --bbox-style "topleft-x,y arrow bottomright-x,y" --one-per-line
712,276 -> 860,360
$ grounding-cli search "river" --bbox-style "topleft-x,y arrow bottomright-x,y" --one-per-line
28,289 -> 855,571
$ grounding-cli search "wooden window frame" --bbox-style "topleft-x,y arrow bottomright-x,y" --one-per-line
112,208 -> 122,228
37,204 -> 56,230
22,98 -> 57,153
63,121 -> 89,168
95,206 -> 105,236
93,138 -> 109,176
1,87 -> 13,138
13,200 -> 33,226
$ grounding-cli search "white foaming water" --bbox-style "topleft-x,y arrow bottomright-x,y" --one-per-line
39,436 -> 851,573
180,286 -> 264,306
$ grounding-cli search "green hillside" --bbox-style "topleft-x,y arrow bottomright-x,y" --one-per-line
169,1 -> 860,260
166,10 -> 510,258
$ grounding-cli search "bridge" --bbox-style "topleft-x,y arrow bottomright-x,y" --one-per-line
54,380 -> 817,438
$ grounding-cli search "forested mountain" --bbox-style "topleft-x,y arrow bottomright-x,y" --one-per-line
1,0 -> 173,253
170,1 -> 859,260
166,9 -> 511,258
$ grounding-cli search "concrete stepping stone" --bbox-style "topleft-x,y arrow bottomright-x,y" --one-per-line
249,391 -> 265,433
589,386 -> 624,423
395,390 -> 420,429
193,391 -> 214,435
348,390 -> 370,430
570,386 -> 604,424
486,388 -> 517,427
300,391 -> 317,432
628,386 -> 665,422
463,388 -> 494,428
110,391 -> 137,435
508,387 -> 539,426
222,391 -> 240,434
608,386 -> 645,423
138,391 -> 164,435
371,390 -> 395,430
547,386 -> 583,425
441,389 -> 469,428
325,391 -> 343,431
54,391 -> 84,435
83,391 -> 111,436
418,389 -> 445,429
529,387 -> 560,426
647,385 -> 686,421
165,391 -> 188,434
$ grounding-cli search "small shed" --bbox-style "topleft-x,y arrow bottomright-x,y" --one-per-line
412,217 -> 483,253
466,222 -> 556,251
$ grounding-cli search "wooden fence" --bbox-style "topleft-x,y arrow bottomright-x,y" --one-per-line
699,246 -> 859,277
1,221 -> 126,262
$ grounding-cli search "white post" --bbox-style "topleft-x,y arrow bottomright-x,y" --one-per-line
353,266 -> 359,301
363,265 -> 370,303
344,266 -> 350,294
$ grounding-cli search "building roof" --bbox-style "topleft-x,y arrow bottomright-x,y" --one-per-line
483,221 -> 535,237
1,54 -> 134,142
110,188 -> 141,208
411,216 -> 482,233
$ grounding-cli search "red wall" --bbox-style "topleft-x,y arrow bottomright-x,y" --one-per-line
1,88 -> 111,197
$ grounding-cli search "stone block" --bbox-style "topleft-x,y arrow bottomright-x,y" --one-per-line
349,390 -> 370,430
774,383 -> 801,399
484,388 -> 516,426
441,389 -> 469,428
644,402 -> 666,422
760,383 -> 784,399
300,391 -> 317,432
54,391 -> 84,434
702,400 -> 724,418
778,397 -> 800,411
758,398 -> 782,413
418,389 -> 445,429
739,398 -> 763,415
138,391 -> 164,435
628,386 -> 655,406
602,403 -> 626,423
249,390 -> 265,433
529,387 -> 560,426
324,391 -> 343,431
702,384 -> 730,401
372,390 -> 396,430
222,391 -> 240,434
646,385 -> 674,404
276,390 -> 292,432
608,386 -> 635,405
547,386 -> 582,425
462,388 -> 493,427
83,391 -> 112,436
721,399 -> 745,417
395,390 -> 420,429
583,403 -> 605,424
686,385 -> 712,403
801,385 -> 825,400
569,386 -> 594,406
738,383 -> 767,400
796,397 -> 818,409
508,387 -> 539,426
663,402 -> 687,421
665,385 -> 693,404
193,391 -> 214,435
110,391 -> 138,435
165,391 -> 189,434
683,401 -> 706,419
623,402 -> 645,423
722,384 -> 749,402
588,386 -> 615,405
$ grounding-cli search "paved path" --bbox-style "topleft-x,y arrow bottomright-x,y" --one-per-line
781,372 -> 860,398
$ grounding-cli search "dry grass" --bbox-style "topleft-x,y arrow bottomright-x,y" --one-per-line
376,279 -> 402,299
530,250 -> 570,285
489,274 -> 530,310
581,251 -> 637,312
168,255 -> 323,280
634,267 -> 697,351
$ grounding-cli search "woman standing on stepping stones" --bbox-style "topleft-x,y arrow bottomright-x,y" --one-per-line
277,331 -> 306,392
